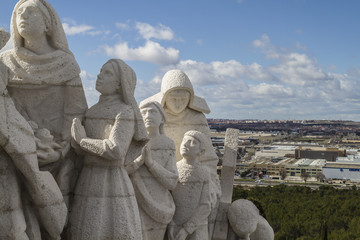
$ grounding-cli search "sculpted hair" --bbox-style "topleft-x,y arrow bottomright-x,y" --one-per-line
140,101 -> 166,134
183,130 -> 207,153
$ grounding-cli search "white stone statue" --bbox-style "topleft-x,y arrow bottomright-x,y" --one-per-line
141,69 -> 221,237
127,101 -> 178,240
168,130 -> 212,240
227,200 -> 274,240
0,0 -> 88,205
69,59 -> 148,240
0,27 -> 67,240
141,70 -> 213,163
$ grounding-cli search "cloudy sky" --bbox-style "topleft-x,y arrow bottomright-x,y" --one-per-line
1,0 -> 360,121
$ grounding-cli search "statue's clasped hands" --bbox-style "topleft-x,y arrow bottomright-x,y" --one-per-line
71,118 -> 87,145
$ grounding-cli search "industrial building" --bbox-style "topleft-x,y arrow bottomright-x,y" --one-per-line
254,145 -> 297,159
323,155 -> 360,182
285,159 -> 326,178
295,146 -> 346,162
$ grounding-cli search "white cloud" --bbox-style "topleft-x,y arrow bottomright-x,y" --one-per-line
83,27 -> 360,120
158,59 -> 274,85
252,34 -> 270,48
62,22 -> 94,35
104,40 -> 180,65
249,83 -> 293,97
136,39 -> 360,120
135,22 -> 174,40
253,34 -> 336,86
116,22 -> 130,30
268,52 -> 328,86
62,19 -> 108,36
80,70 -> 99,107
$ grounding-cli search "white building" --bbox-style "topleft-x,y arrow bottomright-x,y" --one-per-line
323,155 -> 360,182
285,159 -> 326,178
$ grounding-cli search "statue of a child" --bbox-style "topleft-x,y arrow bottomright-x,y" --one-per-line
168,130 -> 212,240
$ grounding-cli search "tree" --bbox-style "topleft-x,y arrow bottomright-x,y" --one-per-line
320,220 -> 328,240
301,172 -> 310,183
240,169 -> 251,178
316,172 -> 326,182
280,169 -> 287,180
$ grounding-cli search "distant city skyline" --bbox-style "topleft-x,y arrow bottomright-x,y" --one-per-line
1,0 -> 360,121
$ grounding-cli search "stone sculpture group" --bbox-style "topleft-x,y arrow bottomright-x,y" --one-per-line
0,0 -> 274,239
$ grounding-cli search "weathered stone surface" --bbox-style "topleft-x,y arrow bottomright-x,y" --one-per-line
141,70 -> 221,238
0,1 -> 276,238
0,1 -> 88,216
227,199 -> 274,240
250,216 -> 275,240
213,128 -> 240,240
69,59 -> 147,239
0,27 -> 67,240
129,101 -> 178,240
169,130 -> 212,240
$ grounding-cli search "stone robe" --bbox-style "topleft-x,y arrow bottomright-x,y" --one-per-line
69,96 -> 142,240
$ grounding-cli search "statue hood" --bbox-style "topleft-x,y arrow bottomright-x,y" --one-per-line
141,69 -> 210,114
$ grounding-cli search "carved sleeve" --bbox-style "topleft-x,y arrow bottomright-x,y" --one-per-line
79,113 -> 135,161
147,148 -> 178,190
183,176 -> 212,234
63,78 -> 88,141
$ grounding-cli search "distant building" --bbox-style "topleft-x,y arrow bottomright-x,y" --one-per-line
285,159 -> 326,178
239,157 -> 297,179
255,145 -> 297,159
295,146 -> 346,162
323,155 -> 360,182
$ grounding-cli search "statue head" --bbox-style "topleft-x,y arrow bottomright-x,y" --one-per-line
140,69 -> 210,115
140,101 -> 166,134
97,59 -> 148,142
97,59 -> 137,100
180,130 -> 206,160
228,199 -> 260,239
96,61 -> 122,95
11,0 -> 71,53
164,89 -> 191,115
15,0 -> 50,40
161,70 -> 193,115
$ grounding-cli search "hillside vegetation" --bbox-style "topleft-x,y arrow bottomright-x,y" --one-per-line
233,185 -> 360,240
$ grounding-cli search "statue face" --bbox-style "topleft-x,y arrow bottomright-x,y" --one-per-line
165,89 -> 190,115
16,2 -> 47,39
180,135 -> 201,159
96,63 -> 119,95
141,106 -> 163,130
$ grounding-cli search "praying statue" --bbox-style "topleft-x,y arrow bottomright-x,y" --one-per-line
128,101 -> 178,240
69,59 -> 147,239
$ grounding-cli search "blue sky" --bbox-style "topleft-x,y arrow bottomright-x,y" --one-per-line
1,0 -> 360,121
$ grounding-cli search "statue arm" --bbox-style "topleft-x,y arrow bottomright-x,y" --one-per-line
146,149 -> 178,190
125,146 -> 147,174
79,113 -> 135,161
